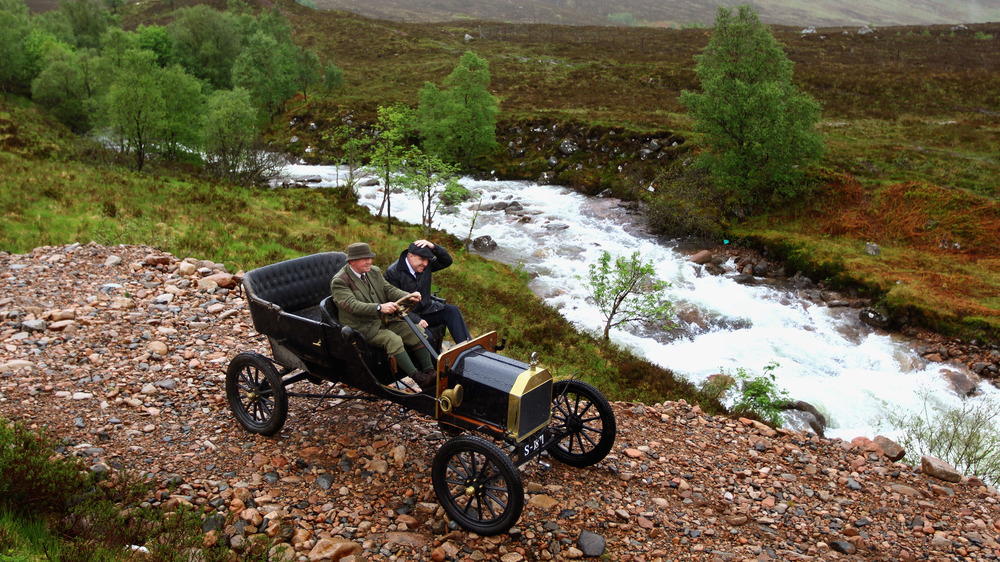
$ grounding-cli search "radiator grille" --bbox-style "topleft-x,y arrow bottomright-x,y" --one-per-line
508,368 -> 552,441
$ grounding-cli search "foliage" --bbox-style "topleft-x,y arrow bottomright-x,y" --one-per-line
321,61 -> 345,95
398,149 -> 469,237
323,122 -> 369,198
727,361 -> 790,426
58,0 -> 113,49
586,250 -> 674,340
134,23 -> 174,67
367,102 -> 414,231
680,4 -> 824,216
97,48 -> 164,171
416,51 -> 499,169
0,417 -> 264,560
0,0 -> 32,96
158,63 -> 204,160
30,44 -> 94,132
232,31 -> 298,119
202,87 -> 282,186
0,419 -> 90,517
882,391 -> 1000,485
166,5 -> 243,90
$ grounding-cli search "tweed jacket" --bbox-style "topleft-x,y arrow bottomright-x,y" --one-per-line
330,264 -> 412,341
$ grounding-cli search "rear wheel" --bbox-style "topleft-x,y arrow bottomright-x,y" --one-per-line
547,379 -> 616,467
432,435 -> 523,535
226,352 -> 288,436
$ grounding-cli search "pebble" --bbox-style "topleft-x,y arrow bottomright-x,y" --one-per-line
1,243 -> 998,561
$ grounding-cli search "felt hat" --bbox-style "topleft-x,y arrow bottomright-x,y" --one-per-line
408,243 -> 434,259
346,242 -> 376,261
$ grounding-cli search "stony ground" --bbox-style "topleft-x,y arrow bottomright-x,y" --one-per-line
1,243 -> 999,562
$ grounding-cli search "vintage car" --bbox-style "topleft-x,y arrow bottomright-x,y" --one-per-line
226,252 -> 617,535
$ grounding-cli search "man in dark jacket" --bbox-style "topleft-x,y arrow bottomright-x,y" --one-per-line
331,242 -> 435,387
385,239 -> 471,345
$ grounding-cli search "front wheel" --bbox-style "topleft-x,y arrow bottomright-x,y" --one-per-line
432,435 -> 523,535
226,352 -> 288,436
547,379 -> 616,467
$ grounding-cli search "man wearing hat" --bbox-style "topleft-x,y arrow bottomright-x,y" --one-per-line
385,239 -> 471,345
331,242 -> 436,386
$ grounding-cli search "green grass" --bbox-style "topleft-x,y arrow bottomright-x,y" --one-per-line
0,100 -> 724,412
0,509 -> 60,561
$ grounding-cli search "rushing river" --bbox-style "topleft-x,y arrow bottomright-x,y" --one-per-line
280,164 -> 999,442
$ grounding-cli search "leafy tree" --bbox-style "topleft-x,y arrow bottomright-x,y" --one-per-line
320,61 -> 344,97
231,31 -> 297,118
202,88 -> 282,186
398,149 -> 468,237
31,45 -> 92,131
293,46 -> 321,101
31,8 -> 75,46
0,0 -> 32,95
368,103 -> 414,233
99,27 -> 136,69
254,4 -> 293,42
99,48 -> 165,171
159,65 -> 203,160
22,28 -> 69,89
168,5 -> 242,90
324,123 -> 369,198
679,4 -> 823,216
416,51 -> 499,169
58,0 -> 112,50
135,24 -> 174,67
586,250 -> 674,340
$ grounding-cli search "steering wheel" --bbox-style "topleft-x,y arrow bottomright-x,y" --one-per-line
380,292 -> 419,325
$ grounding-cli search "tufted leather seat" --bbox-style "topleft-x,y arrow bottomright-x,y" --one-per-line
243,252 -> 347,319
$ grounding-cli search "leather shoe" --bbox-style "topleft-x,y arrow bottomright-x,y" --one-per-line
411,369 -> 437,388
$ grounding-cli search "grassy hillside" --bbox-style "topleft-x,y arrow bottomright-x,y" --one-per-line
308,0 -> 1000,28
8,0 -> 1000,345
0,99 -> 717,410
228,1 -> 998,340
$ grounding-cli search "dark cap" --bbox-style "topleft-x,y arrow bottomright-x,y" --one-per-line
408,243 -> 434,259
346,242 -> 376,261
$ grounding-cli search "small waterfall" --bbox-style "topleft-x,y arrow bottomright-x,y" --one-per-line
281,164 -> 998,442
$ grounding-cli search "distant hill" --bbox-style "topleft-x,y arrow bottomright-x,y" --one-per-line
312,0 -> 1000,27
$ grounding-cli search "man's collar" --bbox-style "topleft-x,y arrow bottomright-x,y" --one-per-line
405,259 -> 418,277
349,265 -> 365,278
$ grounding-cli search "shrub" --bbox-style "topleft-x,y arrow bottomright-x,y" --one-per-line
0,420 -> 90,517
585,250 -> 674,340
882,391 -> 1000,485
726,361 -> 790,426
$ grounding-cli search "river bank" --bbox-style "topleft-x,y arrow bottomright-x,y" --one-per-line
279,165 -> 1000,442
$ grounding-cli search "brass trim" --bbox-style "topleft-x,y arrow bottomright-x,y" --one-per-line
507,366 -> 552,442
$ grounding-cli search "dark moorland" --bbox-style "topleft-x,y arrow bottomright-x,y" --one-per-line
213,0 -> 1000,343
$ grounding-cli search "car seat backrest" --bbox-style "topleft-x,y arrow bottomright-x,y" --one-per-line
243,252 -> 347,313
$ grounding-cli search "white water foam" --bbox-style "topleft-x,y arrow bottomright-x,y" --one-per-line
280,164 -> 999,442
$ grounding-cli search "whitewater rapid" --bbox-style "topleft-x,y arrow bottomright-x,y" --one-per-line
280,164 -> 998,442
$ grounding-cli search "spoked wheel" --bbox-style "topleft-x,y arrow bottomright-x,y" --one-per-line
547,379 -> 617,467
226,352 -> 288,436
432,435 -> 523,535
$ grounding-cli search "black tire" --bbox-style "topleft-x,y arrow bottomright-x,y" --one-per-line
547,379 -> 616,467
432,435 -> 523,536
226,352 -> 288,436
